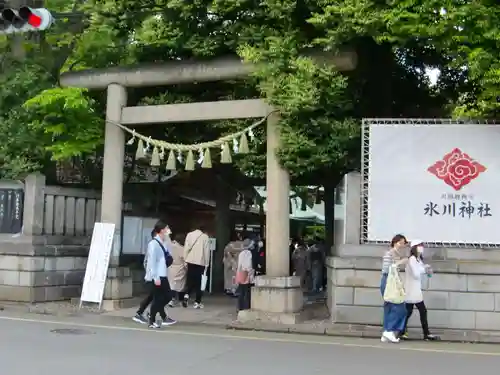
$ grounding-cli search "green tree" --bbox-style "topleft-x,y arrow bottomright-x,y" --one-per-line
310,0 -> 500,118
90,0 -> 362,185
1,0 -> 467,186
0,0 -> 130,180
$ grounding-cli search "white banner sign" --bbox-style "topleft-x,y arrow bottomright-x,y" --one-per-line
80,222 -> 116,306
367,123 -> 500,244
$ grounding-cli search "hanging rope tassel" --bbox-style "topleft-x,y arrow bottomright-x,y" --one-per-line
221,142 -> 232,164
135,139 -> 146,159
151,146 -> 161,166
166,150 -> 177,170
202,148 -> 212,168
185,150 -> 195,171
238,132 -> 249,153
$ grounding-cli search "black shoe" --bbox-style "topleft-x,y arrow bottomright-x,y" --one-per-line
162,317 -> 177,326
182,295 -> 188,308
132,313 -> 147,324
424,334 -> 440,341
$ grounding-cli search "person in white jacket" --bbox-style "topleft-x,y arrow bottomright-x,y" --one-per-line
401,239 -> 439,341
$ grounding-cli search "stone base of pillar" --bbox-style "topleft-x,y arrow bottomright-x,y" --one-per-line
101,266 -> 134,310
72,266 -> 134,311
237,276 -> 305,325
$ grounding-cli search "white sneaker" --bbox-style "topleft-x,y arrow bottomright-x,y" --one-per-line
382,331 -> 400,343
193,302 -> 204,309
381,335 -> 389,343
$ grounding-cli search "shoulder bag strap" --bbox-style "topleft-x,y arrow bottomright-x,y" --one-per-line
186,233 -> 203,255
154,239 -> 168,255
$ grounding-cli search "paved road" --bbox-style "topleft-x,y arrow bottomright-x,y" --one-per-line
0,311 -> 499,375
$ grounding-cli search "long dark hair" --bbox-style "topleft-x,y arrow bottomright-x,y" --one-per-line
151,220 -> 168,238
390,234 -> 407,248
409,242 -> 424,261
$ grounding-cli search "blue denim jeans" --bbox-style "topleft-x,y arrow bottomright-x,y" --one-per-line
380,273 -> 406,333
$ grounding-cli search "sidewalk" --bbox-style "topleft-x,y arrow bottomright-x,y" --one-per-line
103,295 -> 237,327
2,295 -> 500,344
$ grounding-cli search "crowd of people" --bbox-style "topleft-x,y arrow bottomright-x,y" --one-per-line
380,234 -> 440,343
130,220 -> 328,327
129,221 -> 433,339
132,220 -> 210,329
223,234 -> 328,312
289,237 -> 327,294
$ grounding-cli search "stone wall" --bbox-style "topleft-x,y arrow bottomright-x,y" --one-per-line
0,235 -> 88,302
131,268 -> 147,296
0,173 -> 134,305
327,245 -> 500,331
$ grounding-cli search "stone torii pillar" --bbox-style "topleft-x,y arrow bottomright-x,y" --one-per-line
102,83 -> 127,266
265,111 -> 289,277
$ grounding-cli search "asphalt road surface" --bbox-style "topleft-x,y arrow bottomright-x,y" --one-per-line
1,311 -> 500,375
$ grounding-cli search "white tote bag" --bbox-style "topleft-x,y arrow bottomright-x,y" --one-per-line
200,267 -> 208,292
383,265 -> 405,304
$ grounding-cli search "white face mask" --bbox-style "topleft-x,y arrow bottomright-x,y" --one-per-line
258,241 -> 263,248
417,245 -> 424,254
165,228 -> 172,236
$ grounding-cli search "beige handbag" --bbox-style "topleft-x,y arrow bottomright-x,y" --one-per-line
383,265 -> 405,304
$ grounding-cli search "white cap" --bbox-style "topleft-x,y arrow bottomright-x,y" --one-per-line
410,239 -> 424,247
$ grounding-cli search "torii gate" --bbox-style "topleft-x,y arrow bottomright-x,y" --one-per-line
59,53 -> 356,323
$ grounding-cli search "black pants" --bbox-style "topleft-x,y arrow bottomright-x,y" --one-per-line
403,301 -> 430,336
137,281 -> 154,315
174,291 -> 184,301
149,277 -> 171,324
237,284 -> 251,311
185,263 -> 205,303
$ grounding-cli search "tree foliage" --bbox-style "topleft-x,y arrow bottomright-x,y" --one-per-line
310,0 -> 500,118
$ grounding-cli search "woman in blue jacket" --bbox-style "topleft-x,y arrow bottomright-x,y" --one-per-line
144,220 -> 177,328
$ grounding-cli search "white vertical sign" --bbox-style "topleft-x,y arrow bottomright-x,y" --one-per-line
80,222 -> 115,307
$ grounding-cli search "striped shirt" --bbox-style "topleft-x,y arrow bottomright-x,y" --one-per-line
381,249 -> 395,274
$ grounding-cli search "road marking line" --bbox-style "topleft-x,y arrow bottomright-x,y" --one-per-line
0,315 -> 498,356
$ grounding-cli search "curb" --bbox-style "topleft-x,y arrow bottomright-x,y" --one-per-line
227,323 -> 500,344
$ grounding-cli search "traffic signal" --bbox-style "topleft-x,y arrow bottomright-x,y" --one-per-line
0,6 -> 53,34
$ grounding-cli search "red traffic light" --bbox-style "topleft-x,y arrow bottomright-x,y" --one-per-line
19,6 -> 42,27
0,7 -> 53,33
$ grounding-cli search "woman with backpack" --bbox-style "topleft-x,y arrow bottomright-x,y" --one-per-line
133,220 -> 177,328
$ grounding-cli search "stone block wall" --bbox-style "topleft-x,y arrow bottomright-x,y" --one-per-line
327,247 -> 500,331
131,268 -> 148,296
0,234 -> 138,303
0,235 -> 89,302
104,267 -> 133,300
